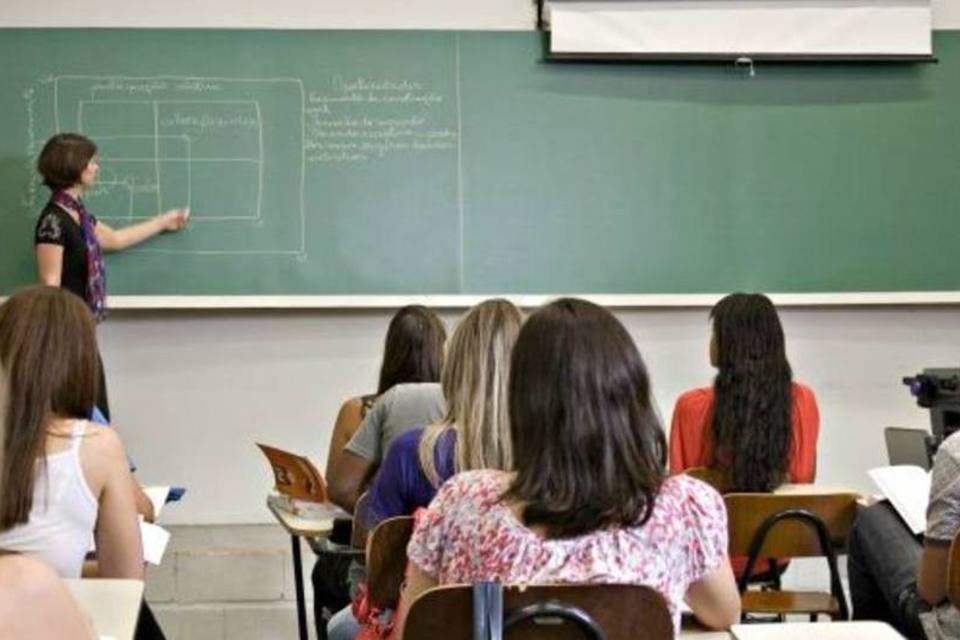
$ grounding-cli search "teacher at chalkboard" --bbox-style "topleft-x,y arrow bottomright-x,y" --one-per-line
33,132 -> 188,420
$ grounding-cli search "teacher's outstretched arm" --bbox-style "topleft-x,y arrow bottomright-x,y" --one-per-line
95,208 -> 189,253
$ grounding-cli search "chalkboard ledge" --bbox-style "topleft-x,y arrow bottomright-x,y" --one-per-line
40,292 -> 960,310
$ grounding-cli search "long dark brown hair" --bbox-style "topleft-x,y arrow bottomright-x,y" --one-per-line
0,287 -> 99,530
505,298 -> 666,539
376,305 -> 446,395
710,293 -> 793,492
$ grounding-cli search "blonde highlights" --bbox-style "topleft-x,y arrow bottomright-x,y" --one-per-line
418,299 -> 523,488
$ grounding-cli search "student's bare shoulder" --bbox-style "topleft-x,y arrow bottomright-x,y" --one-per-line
336,396 -> 366,422
80,424 -> 127,460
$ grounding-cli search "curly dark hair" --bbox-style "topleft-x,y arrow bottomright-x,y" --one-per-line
710,293 -> 793,492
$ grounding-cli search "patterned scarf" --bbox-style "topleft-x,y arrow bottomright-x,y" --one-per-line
51,190 -> 107,322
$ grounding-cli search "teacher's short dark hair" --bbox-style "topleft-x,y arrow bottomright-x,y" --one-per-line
504,298 -> 666,539
36,133 -> 97,191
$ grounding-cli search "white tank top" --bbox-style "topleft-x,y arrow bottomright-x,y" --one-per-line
0,421 -> 98,578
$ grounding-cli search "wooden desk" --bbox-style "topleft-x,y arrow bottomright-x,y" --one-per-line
65,578 -> 144,640
266,498 -> 335,640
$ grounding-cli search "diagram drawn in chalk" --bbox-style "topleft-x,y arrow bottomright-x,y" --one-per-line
44,75 -> 307,257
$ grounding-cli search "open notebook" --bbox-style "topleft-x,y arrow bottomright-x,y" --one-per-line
868,465 -> 931,535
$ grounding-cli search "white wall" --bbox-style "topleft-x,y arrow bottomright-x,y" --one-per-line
102,304 -> 960,524
3,0 -> 960,523
1,0 -> 958,28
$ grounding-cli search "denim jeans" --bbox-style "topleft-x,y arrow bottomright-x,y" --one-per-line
327,605 -> 362,640
847,502 -> 929,640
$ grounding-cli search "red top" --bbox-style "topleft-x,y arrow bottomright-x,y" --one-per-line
668,382 -> 820,577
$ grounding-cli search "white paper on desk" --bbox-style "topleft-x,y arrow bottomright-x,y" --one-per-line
140,521 -> 171,565
732,621 -> 904,639
142,486 -> 170,519
868,465 -> 931,535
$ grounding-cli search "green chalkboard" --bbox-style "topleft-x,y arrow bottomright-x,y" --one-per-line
1,29 -> 959,298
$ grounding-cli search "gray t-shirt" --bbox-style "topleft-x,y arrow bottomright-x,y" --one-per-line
920,431 -> 960,639
345,382 -> 445,465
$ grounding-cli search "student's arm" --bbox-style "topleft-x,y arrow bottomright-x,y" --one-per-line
95,210 -> 187,252
916,440 -> 960,604
328,396 -> 384,511
35,244 -> 64,286
132,479 -> 156,523
682,479 -> 740,628
85,428 -> 145,579
917,544 -> 950,604
324,397 -> 365,482
685,560 -> 741,629
327,450 -> 374,513
394,563 -> 439,639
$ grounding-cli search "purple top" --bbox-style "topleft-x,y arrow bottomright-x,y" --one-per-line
358,426 -> 456,530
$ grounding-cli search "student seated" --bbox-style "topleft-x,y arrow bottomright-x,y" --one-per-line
0,552 -> 96,639
395,299 -> 741,638
670,292 -> 819,488
357,298 -> 522,530
324,305 -> 446,495
670,292 -> 819,578
0,287 -> 143,580
315,305 -> 445,636
848,430 -> 960,640
327,299 -> 522,639
329,375 -> 449,512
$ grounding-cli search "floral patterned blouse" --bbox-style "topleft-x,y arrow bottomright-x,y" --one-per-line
407,469 -> 728,632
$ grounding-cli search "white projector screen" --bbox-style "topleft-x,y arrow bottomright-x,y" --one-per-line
549,0 -> 933,57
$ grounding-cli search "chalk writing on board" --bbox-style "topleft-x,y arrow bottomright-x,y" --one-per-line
305,76 -> 457,165
31,75 -> 308,257
21,84 -> 40,208
25,70 -> 461,255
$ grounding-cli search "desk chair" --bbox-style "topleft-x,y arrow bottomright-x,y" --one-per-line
948,530 -> 960,608
352,491 -> 372,549
367,516 -> 415,610
725,492 -> 859,622
684,467 -> 732,495
402,584 -> 673,640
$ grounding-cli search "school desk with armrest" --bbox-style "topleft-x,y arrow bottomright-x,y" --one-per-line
266,498 -> 335,640
65,578 -> 144,640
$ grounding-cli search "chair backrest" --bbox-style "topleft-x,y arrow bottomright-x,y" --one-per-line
351,491 -> 371,549
948,530 -> 960,608
725,492 -> 859,558
684,467 -> 732,494
366,516 -> 415,610
402,584 -> 674,640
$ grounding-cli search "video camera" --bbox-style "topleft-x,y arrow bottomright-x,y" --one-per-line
903,368 -> 960,458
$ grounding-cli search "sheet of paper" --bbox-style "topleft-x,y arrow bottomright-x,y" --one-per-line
868,465 -> 931,535
140,521 -> 171,565
142,486 -> 170,519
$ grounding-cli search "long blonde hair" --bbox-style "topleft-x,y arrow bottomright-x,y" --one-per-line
418,299 -> 523,487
